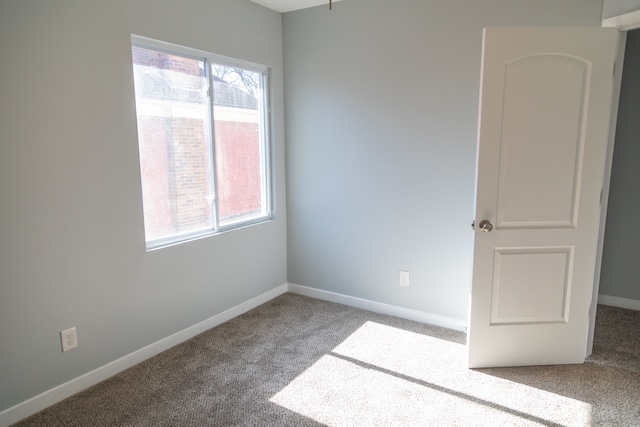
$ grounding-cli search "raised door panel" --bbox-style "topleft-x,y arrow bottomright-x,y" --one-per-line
490,247 -> 573,325
497,55 -> 589,229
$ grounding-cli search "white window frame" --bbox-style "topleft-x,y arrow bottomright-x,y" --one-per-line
131,35 -> 273,250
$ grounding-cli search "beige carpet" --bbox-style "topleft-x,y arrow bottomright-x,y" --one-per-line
14,294 -> 640,426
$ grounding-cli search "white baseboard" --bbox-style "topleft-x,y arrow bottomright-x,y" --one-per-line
0,283 -> 288,427
598,294 -> 640,311
287,283 -> 467,332
2,283 -> 466,426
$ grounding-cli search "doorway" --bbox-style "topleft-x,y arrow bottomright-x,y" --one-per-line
599,29 -> 640,307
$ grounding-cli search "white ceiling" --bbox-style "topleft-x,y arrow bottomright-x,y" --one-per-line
249,0 -> 341,13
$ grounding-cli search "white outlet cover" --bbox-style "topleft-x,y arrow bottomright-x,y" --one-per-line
399,270 -> 410,287
61,327 -> 78,352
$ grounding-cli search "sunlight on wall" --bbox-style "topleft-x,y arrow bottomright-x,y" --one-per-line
270,322 -> 592,426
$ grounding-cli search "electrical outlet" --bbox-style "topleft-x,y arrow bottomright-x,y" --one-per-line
399,270 -> 410,287
61,327 -> 78,352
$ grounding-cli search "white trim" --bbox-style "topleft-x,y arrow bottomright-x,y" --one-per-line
602,9 -> 640,31
249,0 -> 342,13
588,30 -> 628,357
598,294 -> 640,311
131,34 -> 269,72
287,283 -> 468,332
0,284 -> 288,427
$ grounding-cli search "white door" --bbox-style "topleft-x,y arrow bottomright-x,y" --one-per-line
468,28 -> 618,368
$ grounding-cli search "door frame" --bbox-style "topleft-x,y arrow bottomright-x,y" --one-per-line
587,12 -> 640,355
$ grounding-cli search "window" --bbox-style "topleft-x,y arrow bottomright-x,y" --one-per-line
131,36 -> 272,249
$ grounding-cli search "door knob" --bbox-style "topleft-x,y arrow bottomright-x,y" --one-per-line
478,220 -> 493,232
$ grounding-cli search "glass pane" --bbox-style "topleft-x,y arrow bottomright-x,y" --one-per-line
211,64 -> 267,227
132,46 -> 213,243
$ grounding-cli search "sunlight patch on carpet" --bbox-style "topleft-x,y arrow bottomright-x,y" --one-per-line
270,322 -> 592,426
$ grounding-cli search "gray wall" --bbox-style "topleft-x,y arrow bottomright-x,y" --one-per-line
283,0 -> 605,322
602,0 -> 640,19
600,30 -> 640,300
0,0 -> 287,412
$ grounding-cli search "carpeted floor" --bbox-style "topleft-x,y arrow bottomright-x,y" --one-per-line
14,293 -> 640,426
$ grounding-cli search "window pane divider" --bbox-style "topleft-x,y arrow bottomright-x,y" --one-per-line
205,57 -> 221,233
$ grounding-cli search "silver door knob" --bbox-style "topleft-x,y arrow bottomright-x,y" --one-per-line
478,220 -> 493,232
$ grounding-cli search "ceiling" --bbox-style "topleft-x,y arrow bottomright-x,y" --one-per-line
249,0 -> 341,13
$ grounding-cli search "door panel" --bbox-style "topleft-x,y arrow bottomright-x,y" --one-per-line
498,54 -> 588,229
468,28 -> 618,368
490,247 -> 572,325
